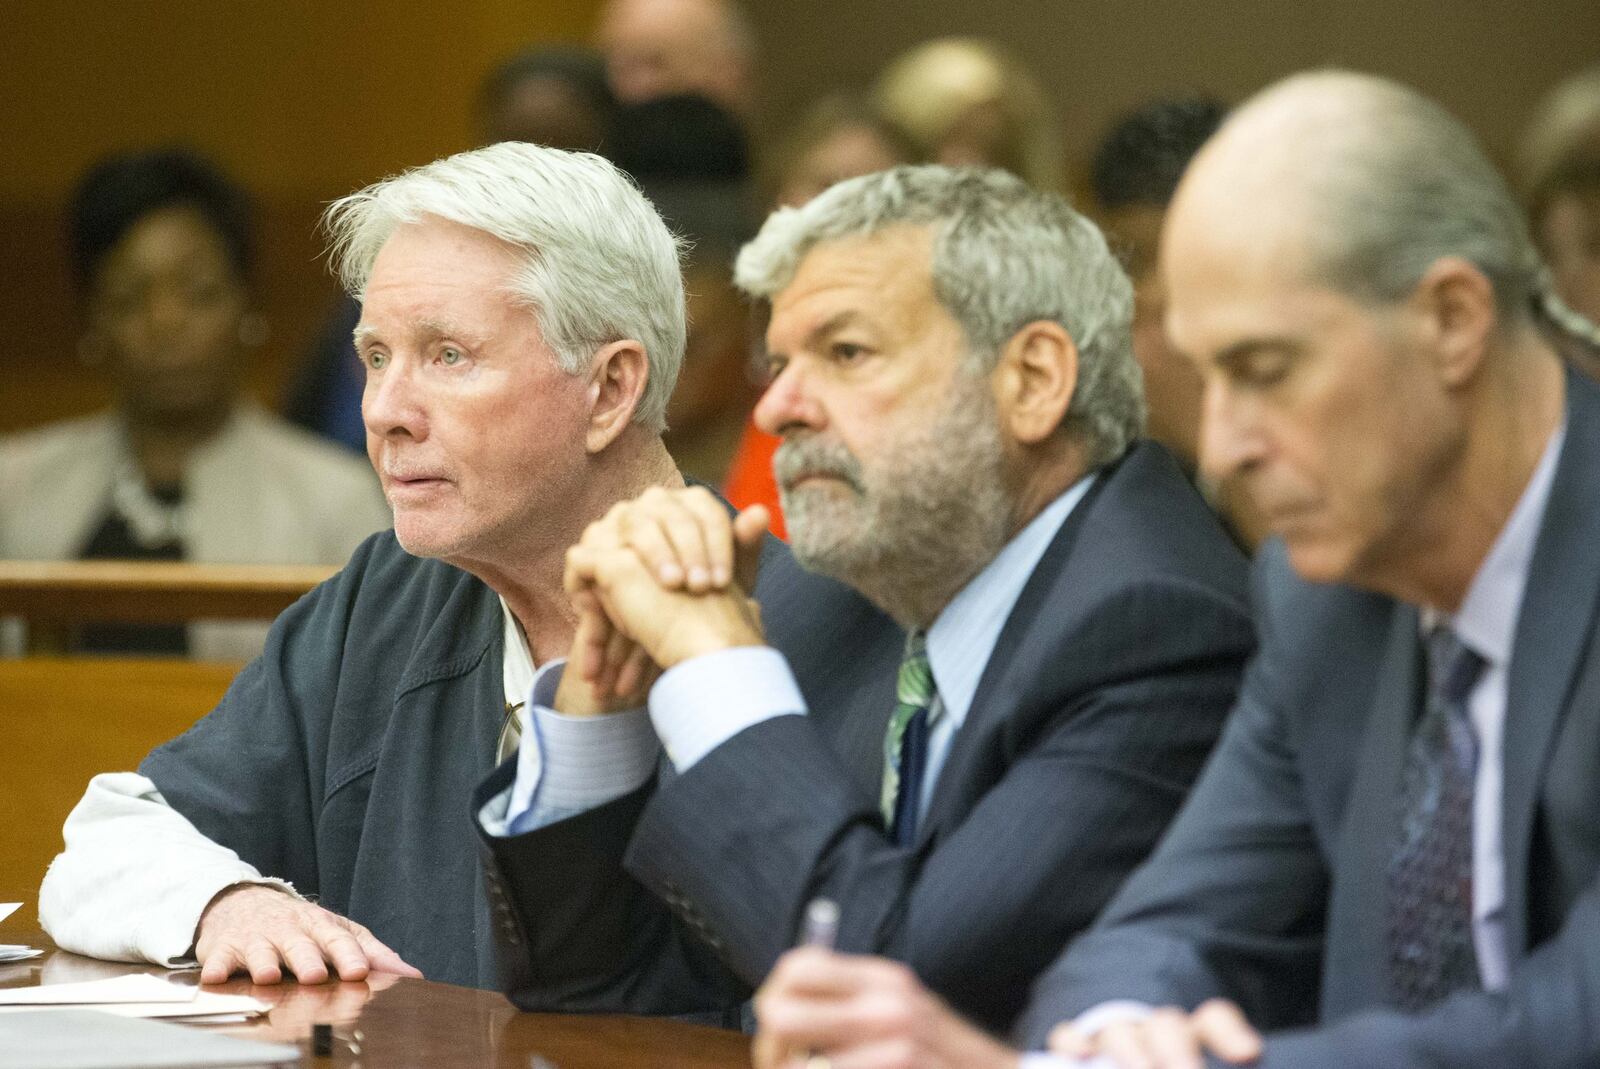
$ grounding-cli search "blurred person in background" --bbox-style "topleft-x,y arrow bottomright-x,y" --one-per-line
764,94 -> 923,209
286,47 -> 619,451
873,37 -> 1063,193
1089,95 -> 1266,547
610,93 -> 783,530
476,46 -> 618,152
0,149 -> 388,660
1520,63 -> 1600,372
597,0 -> 757,123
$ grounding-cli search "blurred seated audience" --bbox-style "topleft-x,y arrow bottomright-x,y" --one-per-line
1520,64 -> 1600,372
872,37 -> 1063,192
597,0 -> 757,122
764,94 -> 923,209
285,47 -> 619,449
609,95 -> 780,528
1090,95 -> 1266,547
477,46 -> 617,152
0,149 -> 389,660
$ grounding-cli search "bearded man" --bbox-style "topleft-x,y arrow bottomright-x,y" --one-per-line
474,165 -> 1254,1032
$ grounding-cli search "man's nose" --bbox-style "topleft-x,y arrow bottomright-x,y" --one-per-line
361,360 -> 427,441
753,361 -> 825,438
1197,380 -> 1266,484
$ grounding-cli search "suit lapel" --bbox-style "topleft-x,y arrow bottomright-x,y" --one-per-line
1323,602 -> 1423,1016
1500,369 -> 1600,958
915,464 -> 1114,844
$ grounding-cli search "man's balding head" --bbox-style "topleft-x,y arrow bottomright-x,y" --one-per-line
1169,70 -> 1541,323
598,0 -> 756,117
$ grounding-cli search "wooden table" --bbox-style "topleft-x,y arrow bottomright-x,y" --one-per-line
0,927 -> 752,1068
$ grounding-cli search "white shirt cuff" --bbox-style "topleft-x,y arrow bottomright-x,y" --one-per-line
647,645 -> 806,771
491,659 -> 661,836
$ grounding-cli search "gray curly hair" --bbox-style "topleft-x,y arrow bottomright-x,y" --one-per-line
735,165 -> 1144,466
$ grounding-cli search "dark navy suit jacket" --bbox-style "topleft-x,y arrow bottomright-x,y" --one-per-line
1019,371 -> 1600,1068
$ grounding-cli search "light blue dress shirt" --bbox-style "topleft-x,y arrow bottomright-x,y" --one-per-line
1426,418 -> 1564,991
495,474 -> 1096,837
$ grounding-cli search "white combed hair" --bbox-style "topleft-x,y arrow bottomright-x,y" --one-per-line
323,141 -> 687,432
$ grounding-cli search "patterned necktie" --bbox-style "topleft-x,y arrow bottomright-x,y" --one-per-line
881,631 -> 939,847
1386,624 -> 1487,1011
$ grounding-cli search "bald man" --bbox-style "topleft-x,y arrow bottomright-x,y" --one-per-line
749,69 -> 1600,1069
597,0 -> 756,119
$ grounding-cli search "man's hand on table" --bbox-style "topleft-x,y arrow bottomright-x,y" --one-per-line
752,947 -> 1022,1069
562,487 -> 770,706
193,884 -> 422,985
1049,999 -> 1262,1069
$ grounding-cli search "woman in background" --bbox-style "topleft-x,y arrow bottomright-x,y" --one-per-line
0,149 -> 389,660
872,37 -> 1063,192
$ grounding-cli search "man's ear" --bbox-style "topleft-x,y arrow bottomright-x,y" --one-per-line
586,339 -> 650,453
1410,256 -> 1496,389
993,320 -> 1078,446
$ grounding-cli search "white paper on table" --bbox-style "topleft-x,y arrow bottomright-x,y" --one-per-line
0,973 -> 198,1006
0,903 -> 20,924
0,946 -> 44,962
0,991 -> 269,1022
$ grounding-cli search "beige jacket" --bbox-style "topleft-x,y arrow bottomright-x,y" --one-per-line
0,404 -> 391,660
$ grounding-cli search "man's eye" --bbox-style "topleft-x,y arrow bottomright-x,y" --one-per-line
441,347 -> 463,366
831,343 -> 866,363
1236,355 -> 1290,387
366,351 -> 388,371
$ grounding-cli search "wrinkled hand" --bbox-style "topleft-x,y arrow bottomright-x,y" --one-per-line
551,600 -> 662,716
753,947 -> 1021,1069
1049,999 -> 1262,1069
193,884 -> 422,985
564,487 -> 769,703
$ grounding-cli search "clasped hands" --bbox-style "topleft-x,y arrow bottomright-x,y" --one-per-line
555,486 -> 772,715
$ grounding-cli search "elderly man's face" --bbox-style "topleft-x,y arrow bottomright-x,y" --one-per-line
754,225 -> 1011,617
357,218 -> 592,568
1163,210 -> 1457,588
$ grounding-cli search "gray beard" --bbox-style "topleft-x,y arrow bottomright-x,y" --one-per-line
775,377 -> 1013,629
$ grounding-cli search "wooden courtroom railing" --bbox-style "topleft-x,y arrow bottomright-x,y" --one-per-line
0,559 -> 336,624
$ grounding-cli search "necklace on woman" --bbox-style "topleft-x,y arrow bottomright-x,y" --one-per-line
109,454 -> 187,549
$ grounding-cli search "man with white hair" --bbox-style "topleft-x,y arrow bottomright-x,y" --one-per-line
750,70 -> 1600,1069
474,165 -> 1253,1032
38,141 -> 897,991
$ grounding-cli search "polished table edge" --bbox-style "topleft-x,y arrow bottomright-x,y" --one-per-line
0,926 -> 753,1068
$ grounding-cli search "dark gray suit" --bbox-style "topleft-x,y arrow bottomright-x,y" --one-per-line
1019,370 -> 1600,1068
478,442 -> 1254,1032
